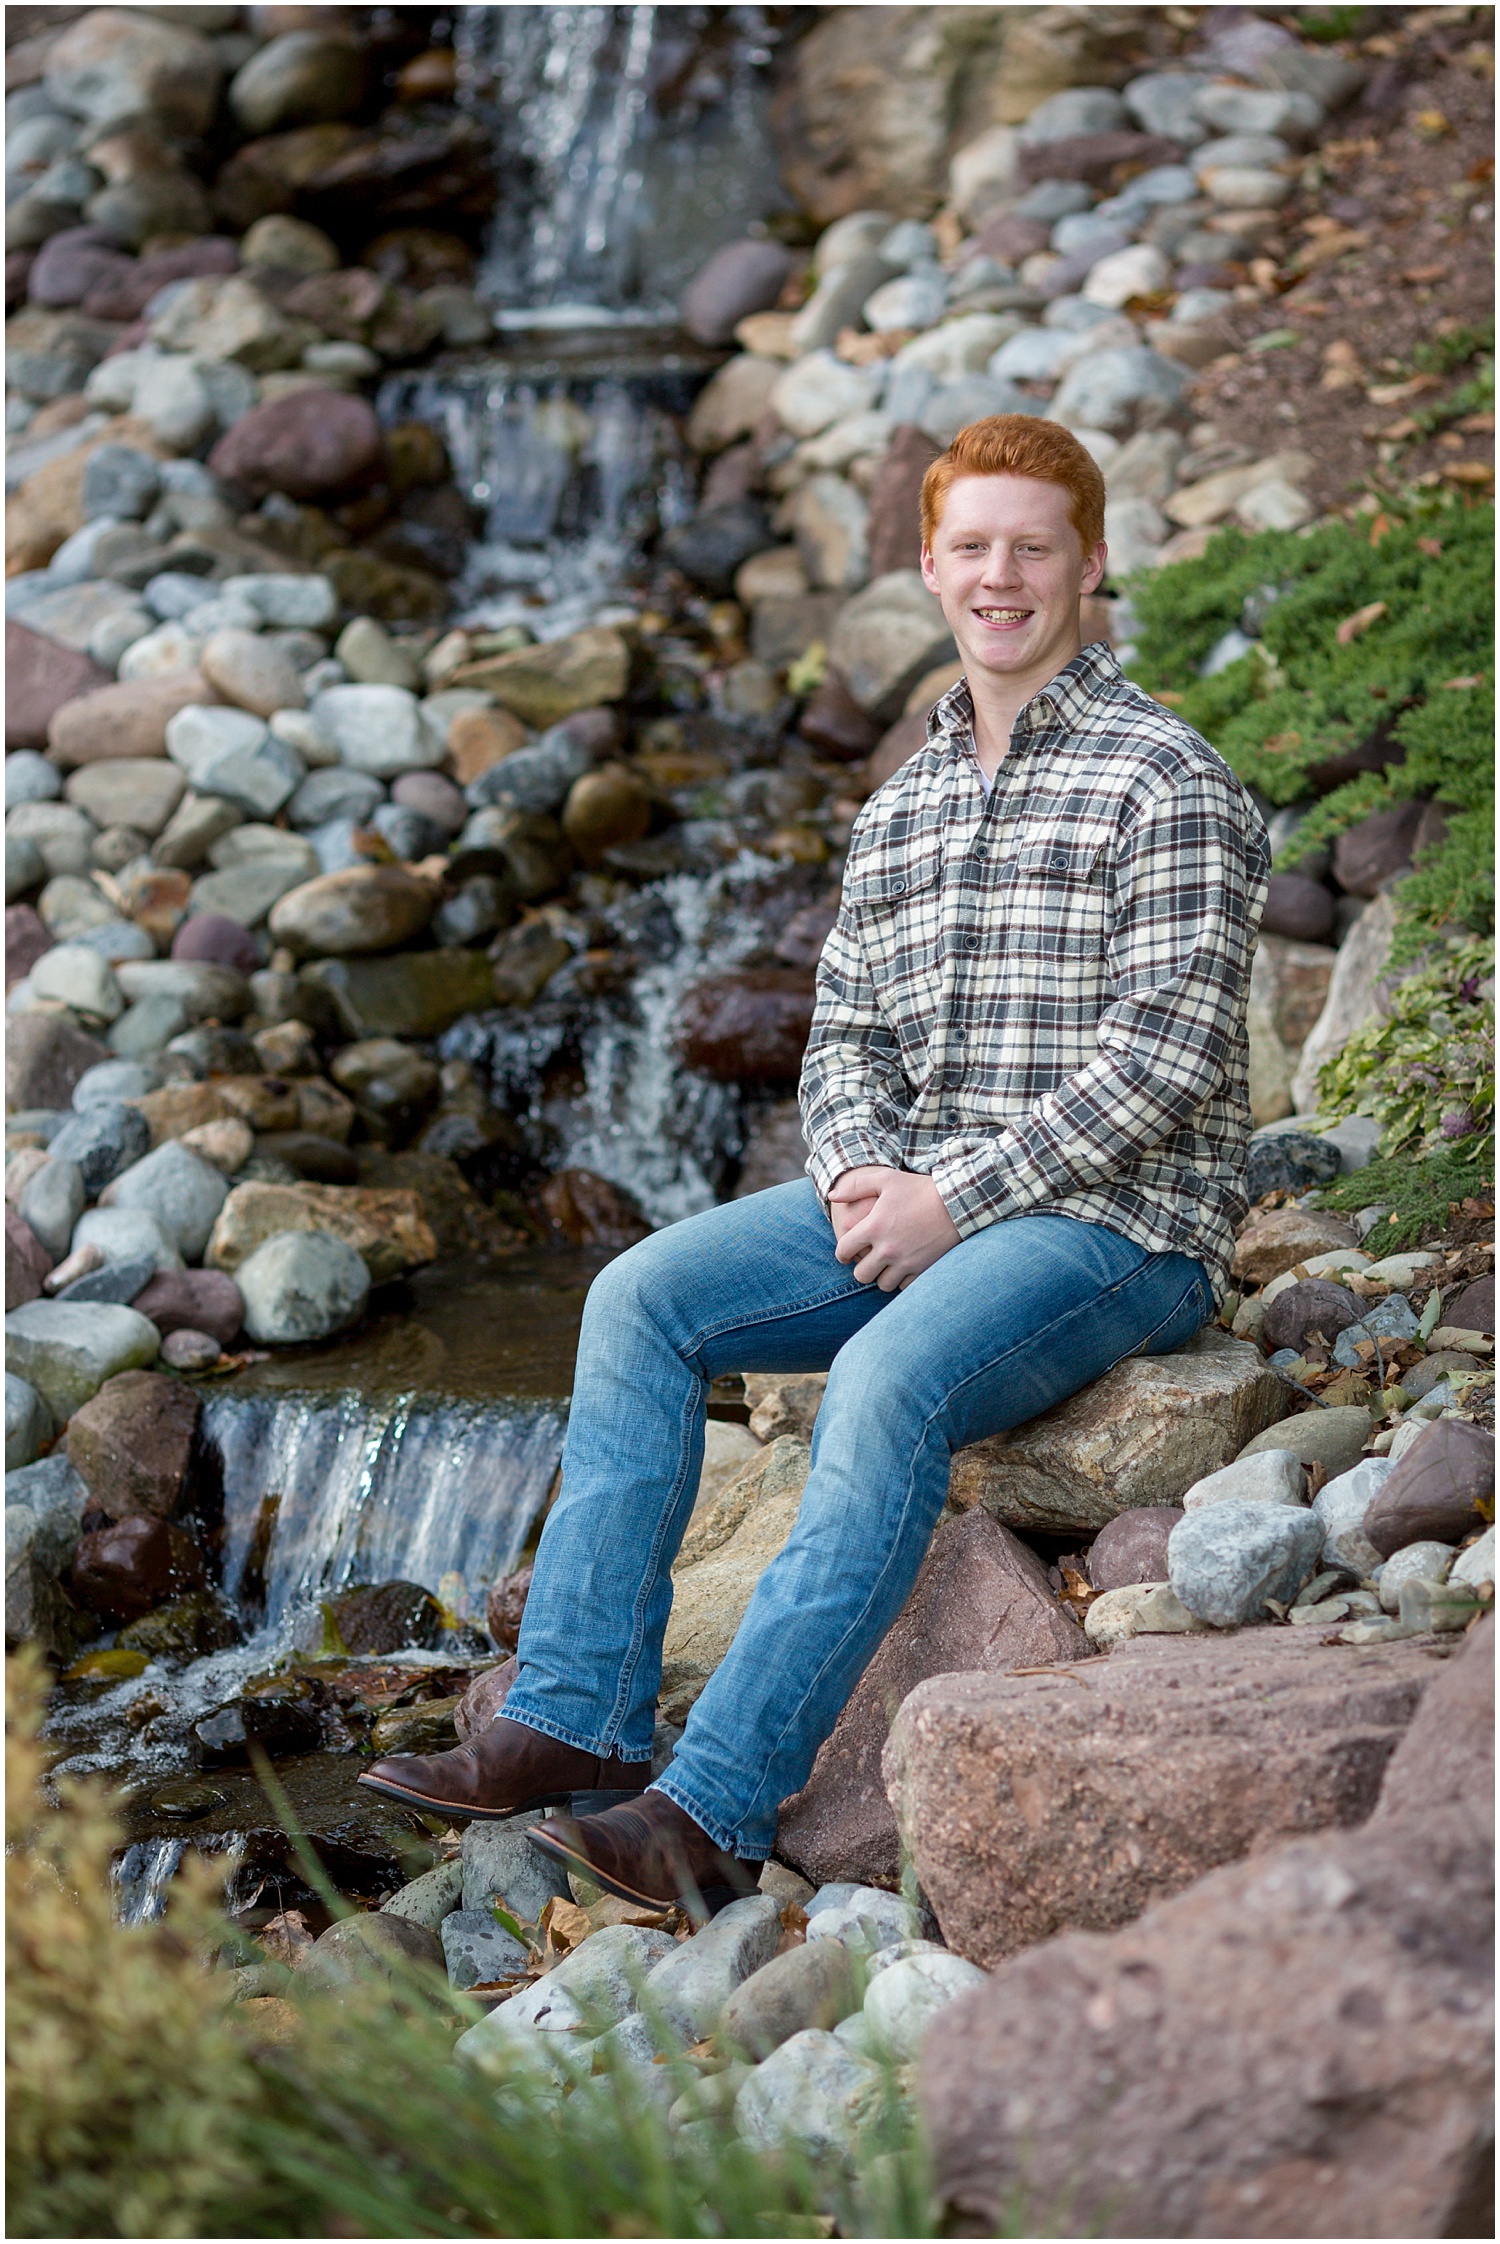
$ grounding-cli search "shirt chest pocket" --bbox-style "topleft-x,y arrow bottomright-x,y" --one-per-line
997,830 -> 1113,958
843,846 -> 946,998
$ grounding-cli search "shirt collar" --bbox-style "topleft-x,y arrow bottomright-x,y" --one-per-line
926,640 -> 1121,755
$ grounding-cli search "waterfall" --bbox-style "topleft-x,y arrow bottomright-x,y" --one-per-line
202,1390 -> 566,1640
455,4 -> 789,319
112,1838 -> 186,1927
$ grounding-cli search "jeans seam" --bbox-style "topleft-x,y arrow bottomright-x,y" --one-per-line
678,1273 -> 872,1371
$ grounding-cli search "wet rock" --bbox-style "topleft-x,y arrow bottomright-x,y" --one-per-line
234,1227 -> 370,1344
64,1367 -> 199,1522
206,1181 -> 435,1288
6,1373 -> 53,1473
778,1510 -> 1086,1890
196,1683 -> 324,1766
5,1298 -> 161,1420
46,1103 -> 150,1197
314,1578 -> 445,1658
1167,1497 -> 1322,1626
452,1659 -> 518,1739
921,1795 -> 1489,2236
449,627 -> 630,731
207,388 -> 383,503
303,1911 -> 444,1997
561,765 -> 651,865
661,1436 -> 810,1724
677,971 -> 815,1087
735,2028 -> 881,2158
1243,1126 -> 1342,1203
1260,871 -> 1335,942
300,949 -> 495,1039
538,1170 -> 650,1251
888,1627 -> 1433,1969
70,1512 -> 206,1624
1261,1277 -> 1365,1355
950,1331 -> 1285,1536
98,1141 -> 230,1261
1365,1420 -> 1494,1558
483,1564 -> 532,1656
721,1938 -> 862,2059
159,1329 -> 220,1370
5,1015 -> 110,1114
5,621 -> 112,754
268,864 -> 436,957
827,569 -> 954,723
461,1815 -> 573,1928
1230,1206 -> 1359,1287
48,674 -> 218,772
1086,1505 -> 1184,1591
6,1453 -> 87,1656
117,1588 -> 240,1661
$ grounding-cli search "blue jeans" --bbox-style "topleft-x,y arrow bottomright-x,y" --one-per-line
507,1179 -> 1212,1858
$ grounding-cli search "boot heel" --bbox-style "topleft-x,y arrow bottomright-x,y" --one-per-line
569,1786 -> 647,1816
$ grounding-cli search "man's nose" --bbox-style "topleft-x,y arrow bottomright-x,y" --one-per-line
979,544 -> 1019,586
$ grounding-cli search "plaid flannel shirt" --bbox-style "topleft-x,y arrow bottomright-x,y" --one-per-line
799,642 -> 1270,1301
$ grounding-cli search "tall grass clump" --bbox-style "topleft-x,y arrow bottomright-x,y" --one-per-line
6,1656 -> 941,2238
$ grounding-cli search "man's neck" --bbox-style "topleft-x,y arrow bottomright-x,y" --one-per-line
966,633 -> 1083,782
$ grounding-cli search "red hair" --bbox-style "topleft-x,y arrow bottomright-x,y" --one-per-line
920,415 -> 1106,552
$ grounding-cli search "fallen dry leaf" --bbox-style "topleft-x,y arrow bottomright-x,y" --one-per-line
1401,264 -> 1450,286
1366,373 -> 1443,405
1442,674 -> 1485,689
1444,461 -> 1495,485
1336,601 -> 1388,645
539,1895 -> 593,1954
1320,338 -> 1366,390
1413,108 -> 1453,138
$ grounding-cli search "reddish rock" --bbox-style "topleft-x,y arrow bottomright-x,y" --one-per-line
1364,1419 -> 1494,1557
6,1206 -> 53,1310
70,1515 -> 208,1624
80,234 -> 239,322
539,1169 -> 651,1249
1259,870 -> 1335,942
6,620 -> 113,753
976,212 -> 1053,265
5,904 -> 54,991
130,1267 -> 245,1348
282,263 -> 388,338
773,903 -> 839,971
1332,799 -> 1425,897
1375,1612 -> 1492,1821
26,226 -> 131,309
681,238 -> 793,348
860,707 -> 929,793
171,912 -> 261,973
65,1368 -> 200,1521
884,1628 -> 1434,1967
1086,1505 -> 1183,1592
208,387 -> 384,502
1444,1275 -> 1494,1335
777,1510 -> 1088,1889
454,1654 -> 519,1739
922,1806 -> 1491,2240
677,970 -> 816,1086
5,1013 -> 110,1113
1017,131 -> 1185,187
797,675 -> 881,760
47,673 -> 219,769
7,249 -> 35,311
485,1564 -> 533,1654
1262,1277 -> 1366,1355
865,423 -> 942,580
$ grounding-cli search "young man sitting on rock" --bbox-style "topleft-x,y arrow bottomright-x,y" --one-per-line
362,416 -> 1269,1915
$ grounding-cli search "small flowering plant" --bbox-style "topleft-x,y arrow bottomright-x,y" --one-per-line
1318,934 -> 1495,1157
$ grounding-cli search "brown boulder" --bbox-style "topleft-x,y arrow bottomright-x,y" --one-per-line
6,1207 -> 53,1310
1231,1205 -> 1359,1287
484,1566 -> 532,1655
445,705 -> 528,787
1017,130 -> 1185,187
208,387 -> 383,502
538,1169 -> 651,1250
70,1514 -> 207,1624
5,1013 -> 110,1113
677,970 -> 816,1086
976,212 -> 1053,266
1332,799 -> 1425,898
1262,1277 -> 1366,1355
1259,871 -> 1335,942
5,621 -> 112,753
204,1180 -> 436,1286
1086,1505 -> 1183,1592
922,1804 -> 1492,2240
454,1655 -> 519,1740
80,235 -> 239,323
47,673 -> 219,769
1375,1613 -> 1492,1822
797,676 -> 881,760
884,1628 -> 1434,1967
6,905 -> 53,991
681,238 -> 794,349
865,424 -> 942,580
1364,1419 -> 1494,1558
1445,1275 -> 1494,1336
303,1910 -> 444,1996
777,1510 -> 1088,1889
860,707 -> 929,794
130,1267 -> 245,1347
65,1368 -> 200,1521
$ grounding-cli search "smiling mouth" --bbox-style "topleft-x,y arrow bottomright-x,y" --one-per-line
974,607 -> 1033,625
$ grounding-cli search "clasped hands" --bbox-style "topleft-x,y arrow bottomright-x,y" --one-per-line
828,1165 -> 961,1292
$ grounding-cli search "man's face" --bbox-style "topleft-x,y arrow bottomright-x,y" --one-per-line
920,472 -> 1107,687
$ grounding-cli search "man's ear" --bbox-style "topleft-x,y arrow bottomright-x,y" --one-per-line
1081,542 -> 1107,596
919,541 -> 940,595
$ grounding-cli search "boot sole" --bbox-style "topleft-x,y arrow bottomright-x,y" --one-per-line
354,1773 -> 647,1823
525,1820 -> 756,1919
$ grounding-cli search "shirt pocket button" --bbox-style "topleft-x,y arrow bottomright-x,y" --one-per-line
962,934 -> 981,951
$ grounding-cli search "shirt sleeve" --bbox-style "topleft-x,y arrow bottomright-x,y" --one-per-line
798,897 -> 913,1201
927,768 -> 1265,1234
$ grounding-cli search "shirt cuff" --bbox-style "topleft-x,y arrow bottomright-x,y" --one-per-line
929,1138 -> 1036,1235
805,1126 -> 903,1205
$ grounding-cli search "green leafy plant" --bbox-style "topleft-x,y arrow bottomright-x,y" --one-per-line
1313,1145 -> 1493,1251
1315,934 -> 1495,1157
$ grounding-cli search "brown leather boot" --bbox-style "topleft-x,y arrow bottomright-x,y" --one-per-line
527,1788 -> 761,1918
357,1715 -> 649,1823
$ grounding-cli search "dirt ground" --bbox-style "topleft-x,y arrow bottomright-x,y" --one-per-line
1188,16 -> 1494,514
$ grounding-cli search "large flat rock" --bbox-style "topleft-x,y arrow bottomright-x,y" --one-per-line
884,1627 -> 1438,1967
776,1509 -> 1087,1889
948,1327 -> 1288,1534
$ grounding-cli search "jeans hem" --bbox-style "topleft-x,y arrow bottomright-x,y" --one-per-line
498,1700 -> 654,1764
650,1770 -> 767,1862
